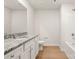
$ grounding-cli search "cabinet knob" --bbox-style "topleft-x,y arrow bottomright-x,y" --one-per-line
11,55 -> 14,58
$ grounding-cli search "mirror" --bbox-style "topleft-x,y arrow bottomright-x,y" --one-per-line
4,0 -> 27,35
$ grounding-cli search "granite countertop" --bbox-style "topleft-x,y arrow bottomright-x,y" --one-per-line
4,35 -> 39,55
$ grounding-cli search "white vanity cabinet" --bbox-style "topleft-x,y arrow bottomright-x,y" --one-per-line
5,46 -> 23,59
5,35 -> 39,59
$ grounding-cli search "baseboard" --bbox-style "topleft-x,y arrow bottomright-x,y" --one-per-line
43,43 -> 59,46
35,51 -> 40,59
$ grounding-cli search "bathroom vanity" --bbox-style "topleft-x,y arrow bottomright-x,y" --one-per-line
4,35 -> 39,59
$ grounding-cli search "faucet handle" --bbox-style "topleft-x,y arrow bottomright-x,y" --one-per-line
12,34 -> 15,39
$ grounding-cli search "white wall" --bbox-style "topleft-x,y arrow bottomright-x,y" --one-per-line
60,4 -> 75,59
35,10 -> 60,46
18,0 -> 36,36
34,11 -> 40,35
60,4 -> 75,46
4,7 -> 12,34
12,10 -> 27,33
4,0 -> 38,35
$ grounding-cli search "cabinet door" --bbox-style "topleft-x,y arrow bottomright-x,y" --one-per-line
21,43 -> 31,59
35,37 -> 39,56
14,46 -> 23,59
21,50 -> 30,59
31,41 -> 36,59
31,37 -> 39,59
21,46 -> 31,59
5,46 -> 23,59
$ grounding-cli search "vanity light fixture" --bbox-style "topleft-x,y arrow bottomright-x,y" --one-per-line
51,0 -> 57,4
54,0 -> 56,3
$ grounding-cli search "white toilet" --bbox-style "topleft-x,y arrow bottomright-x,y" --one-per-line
38,41 -> 45,51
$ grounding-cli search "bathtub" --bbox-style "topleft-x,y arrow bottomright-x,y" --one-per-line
60,41 -> 75,59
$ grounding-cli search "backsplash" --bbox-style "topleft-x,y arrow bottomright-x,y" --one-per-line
4,32 -> 28,39
4,34 -> 15,39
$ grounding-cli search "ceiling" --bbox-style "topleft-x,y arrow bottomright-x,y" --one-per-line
27,0 -> 75,10
4,0 -> 26,10
4,0 -> 75,10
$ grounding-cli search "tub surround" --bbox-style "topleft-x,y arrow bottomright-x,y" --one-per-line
60,41 -> 75,59
65,41 -> 75,51
4,34 -> 39,55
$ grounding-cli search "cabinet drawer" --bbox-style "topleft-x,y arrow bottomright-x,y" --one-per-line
21,47 -> 31,59
5,45 -> 23,59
